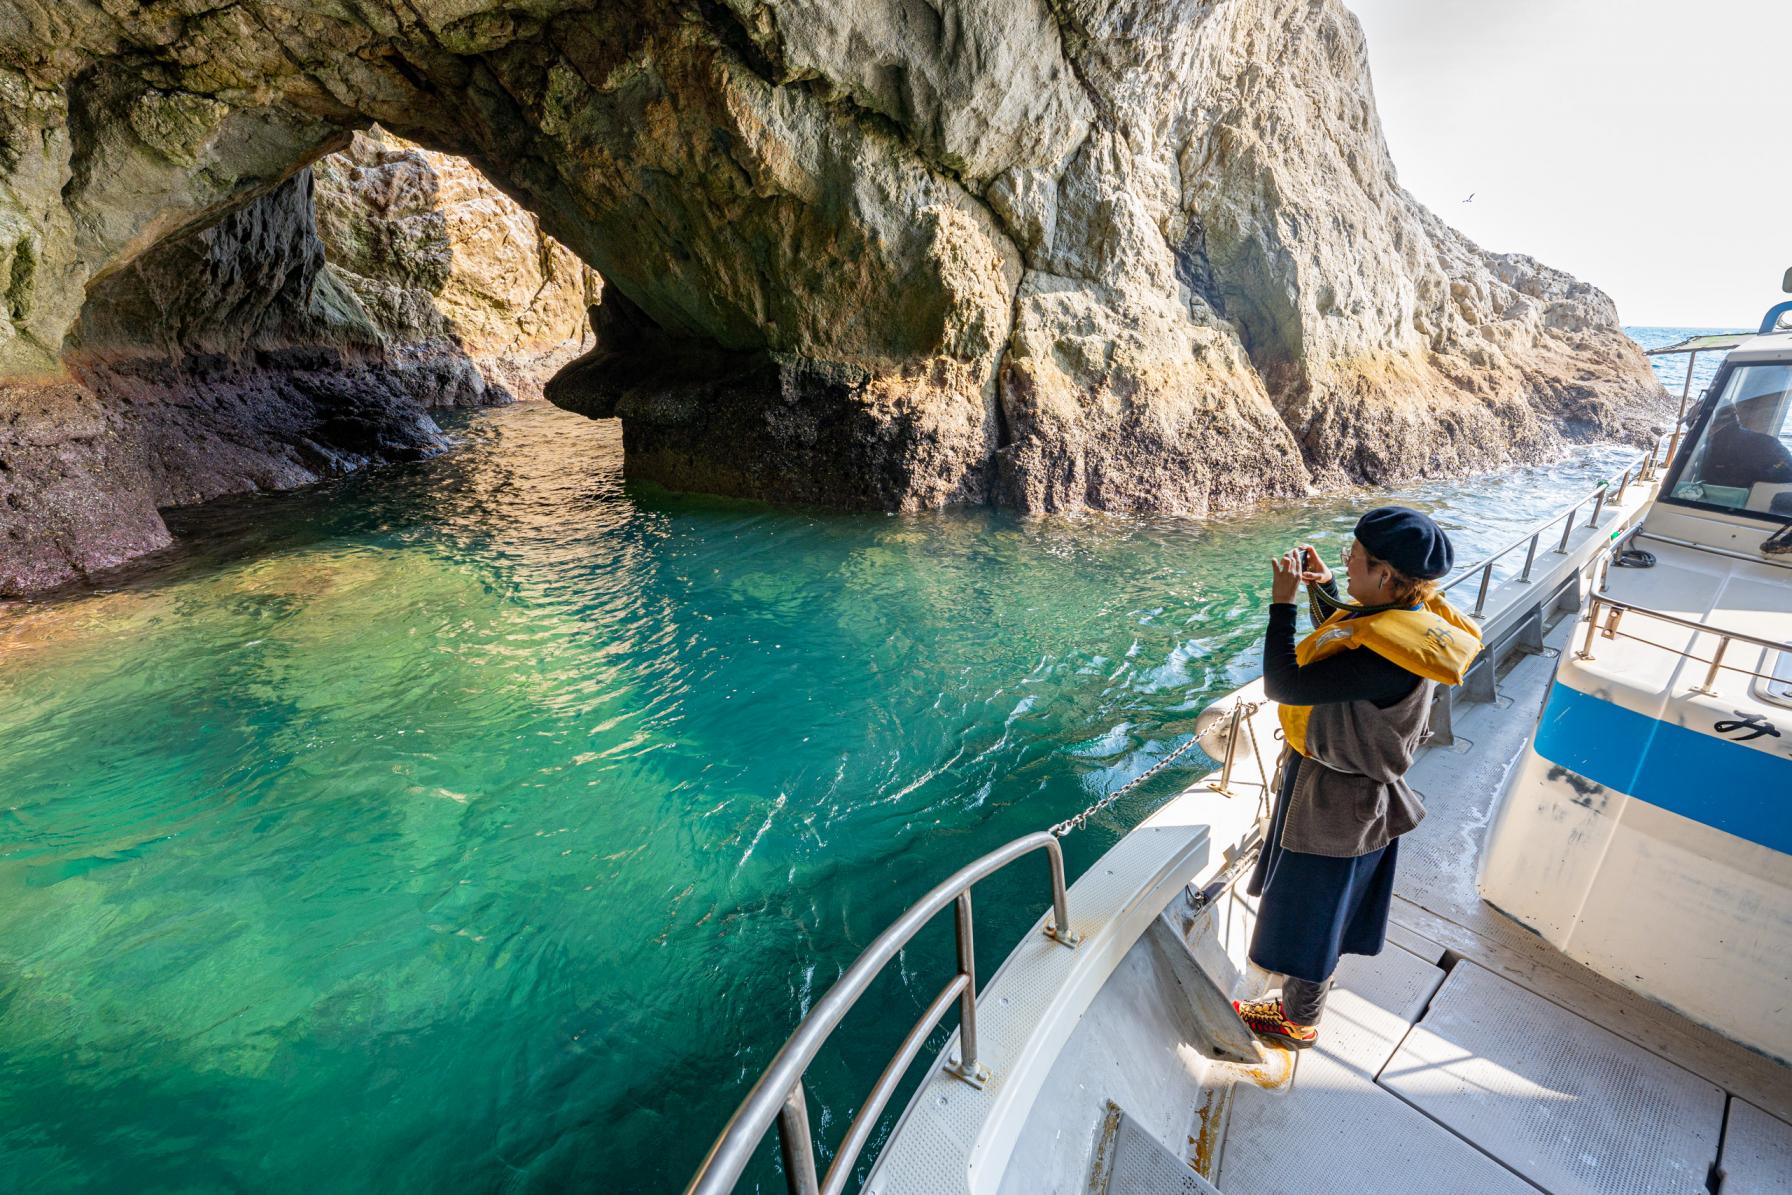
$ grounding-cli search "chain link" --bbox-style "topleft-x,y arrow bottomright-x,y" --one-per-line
1049,732 -> 1204,838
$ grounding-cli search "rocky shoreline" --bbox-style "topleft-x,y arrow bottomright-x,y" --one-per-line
0,0 -> 1665,596
1,133 -> 599,595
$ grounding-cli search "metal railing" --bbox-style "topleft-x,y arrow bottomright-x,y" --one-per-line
1633,527 -> 1792,569
1576,587 -> 1792,693
1439,446 -> 1658,619
1655,348 -> 1708,472
685,833 -> 1080,1195
687,436 -> 1677,1195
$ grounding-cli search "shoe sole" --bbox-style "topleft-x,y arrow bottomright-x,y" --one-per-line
1247,1025 -> 1317,1050
1233,1002 -> 1318,1051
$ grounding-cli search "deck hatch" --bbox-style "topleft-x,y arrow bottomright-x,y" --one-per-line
1717,1098 -> 1792,1194
1088,1104 -> 1220,1195
1380,961 -> 1726,1195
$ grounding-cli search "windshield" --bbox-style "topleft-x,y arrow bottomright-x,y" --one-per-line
1667,361 -> 1792,519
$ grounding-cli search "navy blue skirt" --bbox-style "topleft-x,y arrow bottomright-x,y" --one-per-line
1245,753 -> 1397,983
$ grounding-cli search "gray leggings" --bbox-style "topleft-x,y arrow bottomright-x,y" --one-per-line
1282,975 -> 1332,1026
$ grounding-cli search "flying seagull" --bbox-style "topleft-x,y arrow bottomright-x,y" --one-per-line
1462,192 -> 1475,203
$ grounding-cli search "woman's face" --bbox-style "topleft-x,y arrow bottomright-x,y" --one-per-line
1341,539 -> 1392,604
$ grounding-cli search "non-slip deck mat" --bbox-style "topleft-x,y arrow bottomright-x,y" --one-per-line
1321,943 -> 1445,1076
1219,1047 -> 1536,1195
1091,1104 -> 1220,1195
1719,1098 -> 1792,1195
1381,961 -> 1726,1195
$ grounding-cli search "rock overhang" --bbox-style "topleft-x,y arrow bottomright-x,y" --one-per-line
0,0 -> 1666,596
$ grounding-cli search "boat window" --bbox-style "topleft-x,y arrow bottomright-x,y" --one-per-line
1666,361 -> 1792,520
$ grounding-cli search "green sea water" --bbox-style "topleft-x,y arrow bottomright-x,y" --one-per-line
0,402 -> 1639,1193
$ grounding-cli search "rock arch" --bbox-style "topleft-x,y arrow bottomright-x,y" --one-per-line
0,0 -> 1660,594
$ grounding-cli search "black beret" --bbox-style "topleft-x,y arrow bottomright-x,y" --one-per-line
1355,506 -> 1454,580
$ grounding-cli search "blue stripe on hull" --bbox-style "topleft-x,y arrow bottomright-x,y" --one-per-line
1533,681 -> 1792,855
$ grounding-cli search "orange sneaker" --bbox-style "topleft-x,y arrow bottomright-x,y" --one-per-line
1233,996 -> 1319,1050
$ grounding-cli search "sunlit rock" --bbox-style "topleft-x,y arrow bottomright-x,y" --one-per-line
0,0 -> 1663,594
0,130 -> 596,594
312,130 -> 603,400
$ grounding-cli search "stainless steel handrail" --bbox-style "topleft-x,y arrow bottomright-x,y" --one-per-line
1576,587 -> 1792,693
1634,528 -> 1792,570
685,832 -> 1079,1195
1438,446 -> 1657,618
687,436 -> 1675,1194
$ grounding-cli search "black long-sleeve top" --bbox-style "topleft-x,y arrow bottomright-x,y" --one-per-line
1263,580 -> 1422,710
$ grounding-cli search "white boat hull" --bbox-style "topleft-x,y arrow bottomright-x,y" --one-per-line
1482,730 -> 1792,1063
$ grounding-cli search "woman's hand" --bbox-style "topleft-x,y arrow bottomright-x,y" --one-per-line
1297,543 -> 1333,586
1271,550 -> 1302,604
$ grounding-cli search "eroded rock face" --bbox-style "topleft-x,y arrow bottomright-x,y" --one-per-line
2,170 -> 459,595
312,130 -> 603,400
0,0 -> 1663,592
1,126 -> 600,595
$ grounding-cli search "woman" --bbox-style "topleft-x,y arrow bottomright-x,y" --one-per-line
1232,506 -> 1481,1049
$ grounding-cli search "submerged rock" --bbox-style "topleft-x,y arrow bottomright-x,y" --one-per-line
0,0 -> 1662,593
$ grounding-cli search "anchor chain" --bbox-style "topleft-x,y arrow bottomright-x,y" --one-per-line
1048,733 -> 1204,837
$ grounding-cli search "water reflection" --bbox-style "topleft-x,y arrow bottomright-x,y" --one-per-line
0,401 -> 1640,1193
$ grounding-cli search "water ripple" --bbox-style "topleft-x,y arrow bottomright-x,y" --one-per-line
0,400 -> 1641,1193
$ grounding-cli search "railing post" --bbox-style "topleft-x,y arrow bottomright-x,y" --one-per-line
1043,838 -> 1080,948
1614,467 -> 1631,508
1586,485 -> 1608,529
950,892 -> 990,1088
1518,532 -> 1540,583
1556,507 -> 1578,554
778,1082 -> 821,1195
1664,350 -> 1697,471
1579,598 -> 1602,660
1694,636 -> 1730,695
1472,560 -> 1495,617
1208,703 -> 1246,795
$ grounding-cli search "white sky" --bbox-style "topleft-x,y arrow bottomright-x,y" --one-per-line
1348,0 -> 1792,329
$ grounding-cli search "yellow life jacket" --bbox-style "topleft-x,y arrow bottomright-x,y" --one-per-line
1277,595 -> 1483,756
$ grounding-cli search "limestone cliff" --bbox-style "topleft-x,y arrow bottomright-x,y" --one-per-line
0,0 -> 1663,595
312,130 -> 602,401
0,127 -> 598,595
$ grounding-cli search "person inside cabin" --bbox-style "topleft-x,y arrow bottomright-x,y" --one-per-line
1231,507 -> 1481,1049
1703,392 -> 1792,490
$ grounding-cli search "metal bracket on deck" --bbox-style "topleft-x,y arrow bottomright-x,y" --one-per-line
1146,911 -> 1259,1064
1463,659 -> 1499,705
946,1057 -> 990,1089
1553,571 -> 1583,614
1427,687 -> 1462,748
1425,691 -> 1474,753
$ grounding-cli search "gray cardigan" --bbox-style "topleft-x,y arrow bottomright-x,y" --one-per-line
1280,677 -> 1435,858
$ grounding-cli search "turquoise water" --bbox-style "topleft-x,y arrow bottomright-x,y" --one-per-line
0,380 -> 1648,1192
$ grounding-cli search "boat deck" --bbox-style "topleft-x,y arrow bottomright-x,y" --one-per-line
1195,610 -> 1792,1195
858,479 -> 1791,1195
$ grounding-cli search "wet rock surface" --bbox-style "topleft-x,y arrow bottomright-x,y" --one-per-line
1,130 -> 597,595
0,0 -> 1663,593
